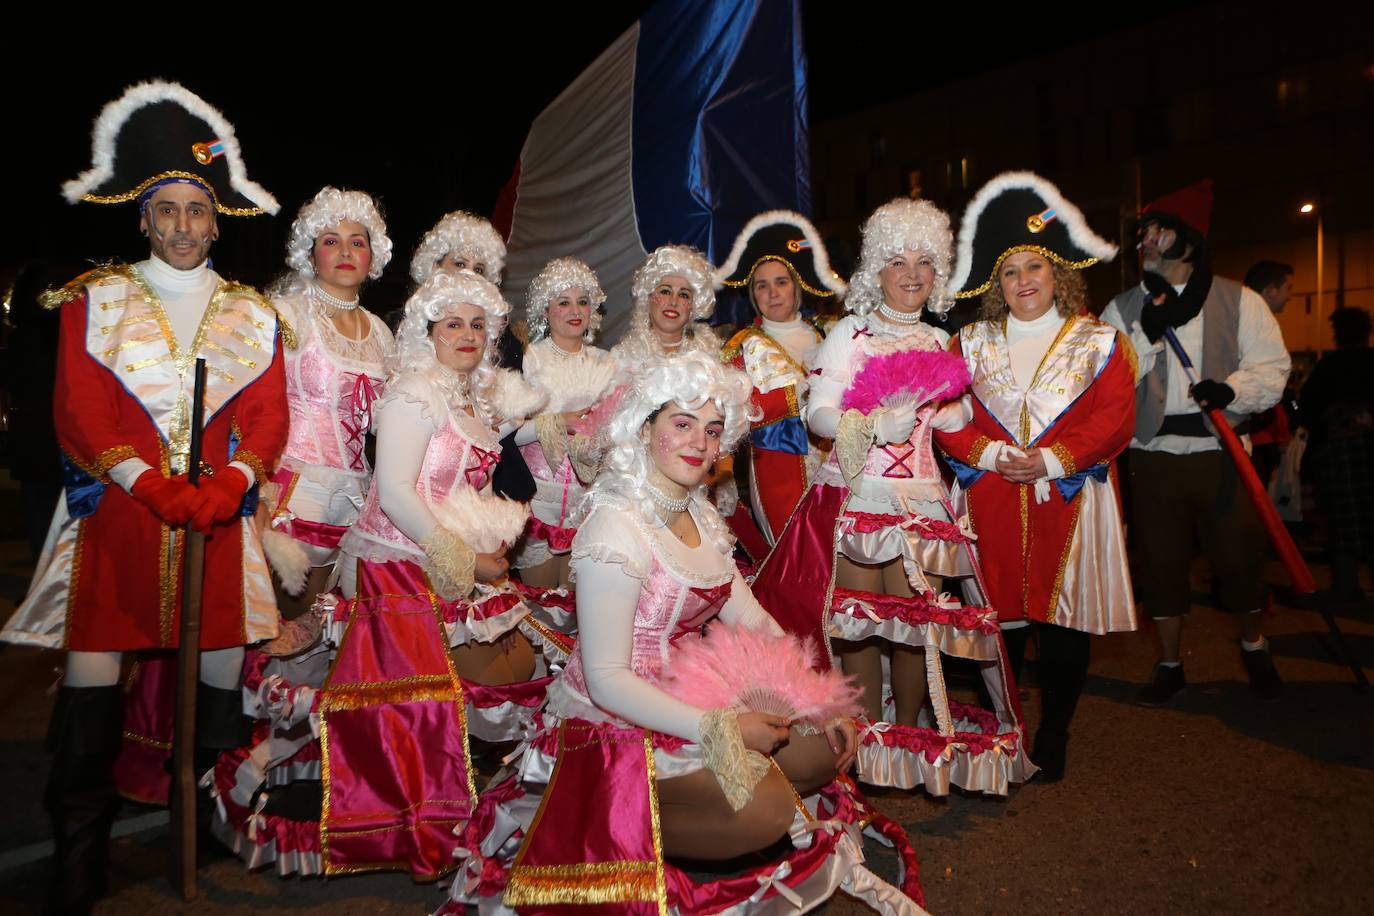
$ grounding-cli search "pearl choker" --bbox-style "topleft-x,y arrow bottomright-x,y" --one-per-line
313,283 -> 360,311
646,483 -> 690,515
878,301 -> 923,324
548,338 -> 583,358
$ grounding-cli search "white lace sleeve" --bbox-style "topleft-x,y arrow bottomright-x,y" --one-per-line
373,393 -> 443,545
570,506 -> 652,580
369,312 -> 396,358
718,567 -> 783,635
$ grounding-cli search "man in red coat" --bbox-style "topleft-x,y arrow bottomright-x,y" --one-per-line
1,81 -> 287,914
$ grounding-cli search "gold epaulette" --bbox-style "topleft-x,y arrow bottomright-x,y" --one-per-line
230,282 -> 296,350
721,326 -> 765,363
1115,329 -> 1139,380
39,263 -> 136,310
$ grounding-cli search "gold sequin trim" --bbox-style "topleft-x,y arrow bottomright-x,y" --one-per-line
967,434 -> 993,466
1044,485 -> 1085,626
211,321 -> 265,350
719,255 -> 840,297
124,354 -> 174,373
40,264 -> 133,310
121,730 -> 172,751
954,246 -> 1100,299
505,861 -> 661,906
158,524 -> 185,648
1049,442 -> 1078,478
1116,330 -> 1139,380
79,170 -> 266,217
103,332 -> 164,357
98,314 -> 158,334
93,445 -> 138,481
233,449 -> 269,487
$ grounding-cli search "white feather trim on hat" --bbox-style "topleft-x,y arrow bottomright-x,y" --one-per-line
949,171 -> 1119,294
713,209 -> 847,295
63,80 -> 279,214
431,487 -> 530,555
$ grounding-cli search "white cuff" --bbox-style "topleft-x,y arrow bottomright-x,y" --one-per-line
108,458 -> 155,494
1039,448 -> 1066,480
228,461 -> 255,491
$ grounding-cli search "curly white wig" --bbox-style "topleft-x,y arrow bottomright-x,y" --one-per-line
409,211 -> 507,286
284,186 -> 392,280
846,198 -> 954,316
525,257 -> 607,343
629,244 -> 716,333
392,270 -> 510,422
581,351 -> 757,551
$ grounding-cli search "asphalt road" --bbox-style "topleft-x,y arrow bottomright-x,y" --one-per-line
1,538 -> 1370,915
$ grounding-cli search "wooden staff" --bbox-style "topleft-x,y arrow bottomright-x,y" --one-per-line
1161,328 -> 1367,691
170,358 -> 208,898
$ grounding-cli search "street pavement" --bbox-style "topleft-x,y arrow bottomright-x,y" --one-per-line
1,533 -> 1370,914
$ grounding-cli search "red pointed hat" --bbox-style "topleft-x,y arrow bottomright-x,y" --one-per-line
1142,179 -> 1213,239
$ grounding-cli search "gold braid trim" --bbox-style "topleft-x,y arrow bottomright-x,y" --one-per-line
698,708 -> 771,813
834,409 -> 876,492
1116,330 -> 1140,380
39,264 -> 136,310
233,448 -> 270,487
1049,442 -> 1078,478
535,412 -> 569,472
320,680 -> 462,713
505,861 -> 660,906
420,526 -> 476,602
967,434 -> 994,467
94,445 -> 139,481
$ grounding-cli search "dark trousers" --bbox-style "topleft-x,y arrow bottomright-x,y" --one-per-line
1002,623 -> 1091,748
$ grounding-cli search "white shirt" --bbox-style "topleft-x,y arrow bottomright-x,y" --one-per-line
1101,281 -> 1290,454
759,316 -> 821,368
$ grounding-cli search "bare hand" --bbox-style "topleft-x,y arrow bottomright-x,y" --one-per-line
995,448 -> 1048,484
825,717 -> 859,773
474,549 -> 509,584
738,711 -> 791,755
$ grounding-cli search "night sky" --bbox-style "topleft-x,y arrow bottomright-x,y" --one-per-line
2,2 -> 1204,302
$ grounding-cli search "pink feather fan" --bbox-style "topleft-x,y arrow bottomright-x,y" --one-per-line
659,623 -> 863,725
568,381 -> 631,436
841,348 -> 971,414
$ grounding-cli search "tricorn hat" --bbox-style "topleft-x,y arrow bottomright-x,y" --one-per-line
715,210 -> 846,298
950,171 -> 1117,299
62,80 -> 278,216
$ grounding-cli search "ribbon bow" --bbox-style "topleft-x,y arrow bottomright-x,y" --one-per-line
342,372 -> 381,471
750,861 -> 805,908
860,720 -> 893,742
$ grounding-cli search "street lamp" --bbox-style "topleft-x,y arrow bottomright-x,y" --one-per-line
1300,201 -> 1324,352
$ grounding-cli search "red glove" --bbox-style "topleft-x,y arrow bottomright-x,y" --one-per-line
130,471 -> 201,526
189,466 -> 250,534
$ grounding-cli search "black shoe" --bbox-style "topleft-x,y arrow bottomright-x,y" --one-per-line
1241,646 -> 1284,701
1133,664 -> 1186,707
1031,731 -> 1067,783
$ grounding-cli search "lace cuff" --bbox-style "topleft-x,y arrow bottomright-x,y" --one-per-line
568,432 -> 603,484
698,708 -> 772,813
535,412 -> 568,471
835,408 -> 876,491
420,526 -> 476,601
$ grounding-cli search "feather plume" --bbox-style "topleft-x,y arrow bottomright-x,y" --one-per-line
489,368 -> 548,424
536,356 -> 620,414
261,527 -> 310,597
659,623 -> 863,725
841,348 -> 971,414
431,486 -> 530,554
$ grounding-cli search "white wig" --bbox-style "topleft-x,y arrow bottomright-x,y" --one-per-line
392,270 -> 510,423
410,211 -> 507,286
525,257 -> 607,343
284,186 -> 393,279
629,244 -> 716,332
847,198 -> 954,316
581,351 -> 757,553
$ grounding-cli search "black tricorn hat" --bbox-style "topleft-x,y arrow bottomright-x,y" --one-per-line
62,80 -> 278,216
950,172 -> 1116,298
715,210 -> 847,298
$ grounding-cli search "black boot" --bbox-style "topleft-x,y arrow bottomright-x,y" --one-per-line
192,683 -> 252,860
44,685 -> 124,916
1032,626 -> 1090,784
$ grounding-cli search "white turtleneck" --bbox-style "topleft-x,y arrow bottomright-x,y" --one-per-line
974,308 -> 1066,484
760,315 -> 820,367
137,256 -> 217,349
108,256 -> 253,495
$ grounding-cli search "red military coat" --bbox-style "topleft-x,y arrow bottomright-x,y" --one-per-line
935,315 -> 1138,633
4,265 -> 289,651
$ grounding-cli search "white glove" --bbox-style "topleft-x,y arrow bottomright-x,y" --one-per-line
873,407 -> 917,445
930,400 -> 971,433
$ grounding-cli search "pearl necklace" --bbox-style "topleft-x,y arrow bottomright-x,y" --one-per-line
313,283 -> 360,311
877,301 -> 922,324
646,483 -> 690,515
548,338 -> 583,359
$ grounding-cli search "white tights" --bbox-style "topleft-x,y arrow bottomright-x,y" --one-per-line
65,647 -> 246,689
